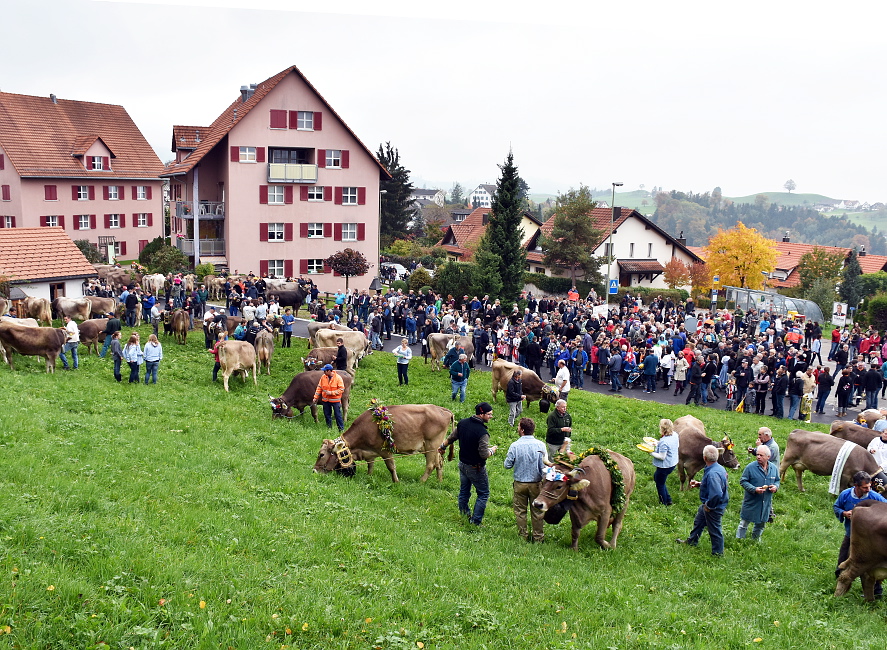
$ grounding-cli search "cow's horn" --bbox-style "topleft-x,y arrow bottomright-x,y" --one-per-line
568,467 -> 585,478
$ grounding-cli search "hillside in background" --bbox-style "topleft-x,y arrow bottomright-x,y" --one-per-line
726,191 -> 839,207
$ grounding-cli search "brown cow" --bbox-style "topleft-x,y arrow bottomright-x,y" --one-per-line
0,322 -> 67,372
490,359 -> 558,406
859,409 -> 887,429
830,420 -> 879,449
88,296 -> 119,318
780,429 -> 887,493
77,318 -> 111,356
0,298 -> 7,317
22,297 -> 52,326
674,414 -> 739,490
307,321 -> 351,348
312,404 -> 454,483
52,297 -> 92,321
427,333 -> 474,371
314,329 -> 370,367
171,309 -> 189,345
270,370 -> 353,422
218,340 -> 257,392
532,452 -> 636,550
835,500 -> 887,601
255,329 -> 274,375
302,346 -> 357,376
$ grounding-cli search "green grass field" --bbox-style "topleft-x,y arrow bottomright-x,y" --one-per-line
0,326 -> 883,648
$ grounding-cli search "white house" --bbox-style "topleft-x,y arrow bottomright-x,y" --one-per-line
467,184 -> 496,209
409,188 -> 444,207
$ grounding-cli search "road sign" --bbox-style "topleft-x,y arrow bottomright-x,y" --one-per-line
608,279 -> 618,295
713,275 -> 720,284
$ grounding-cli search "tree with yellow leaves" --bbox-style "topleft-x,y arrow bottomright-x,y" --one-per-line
703,222 -> 778,289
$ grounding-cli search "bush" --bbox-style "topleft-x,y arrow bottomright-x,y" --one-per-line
74,239 -> 104,264
148,245 -> 189,275
139,237 -> 167,266
865,294 -> 887,330
194,263 -> 215,280
390,280 -> 408,293
408,268 -> 433,292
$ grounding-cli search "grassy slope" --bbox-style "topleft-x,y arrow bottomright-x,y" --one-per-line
724,192 -> 838,207
0,328 -> 882,648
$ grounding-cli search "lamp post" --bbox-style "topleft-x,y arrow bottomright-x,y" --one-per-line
372,189 -> 387,294
606,182 -> 623,309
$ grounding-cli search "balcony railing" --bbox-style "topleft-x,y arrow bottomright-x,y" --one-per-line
175,201 -> 225,219
176,238 -> 226,256
267,163 -> 318,183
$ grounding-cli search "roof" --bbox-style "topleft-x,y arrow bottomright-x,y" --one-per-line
768,241 -> 887,287
687,245 -> 706,260
171,125 -> 209,151
0,92 -> 164,179
411,188 -> 440,197
618,259 -> 665,274
0,228 -> 97,283
439,206 -> 492,256
162,66 -> 390,180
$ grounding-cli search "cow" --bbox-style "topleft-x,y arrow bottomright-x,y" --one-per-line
835,500 -> 887,601
171,309 -> 189,345
674,414 -> 739,490
307,321 -> 351,348
22,297 -> 52,326
203,274 -> 226,300
265,279 -> 300,292
0,322 -> 67,373
52,297 -> 92,321
490,359 -> 558,407
77,318 -> 111,356
312,404 -> 454,483
830,420 -> 879,449
142,273 -> 166,296
87,296 -> 119,318
255,329 -> 274,375
106,268 -> 137,292
217,340 -> 258,392
0,298 -> 7,317
780,429 -> 887,493
314,329 -> 371,367
859,408 -> 887,430
303,346 -> 357,377
428,333 -> 474,371
183,274 -> 196,293
0,317 -> 38,365
268,288 -> 309,317
270,370 -> 354,422
531,451 -> 636,550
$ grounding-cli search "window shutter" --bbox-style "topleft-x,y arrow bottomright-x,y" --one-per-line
90,215 -> 96,229
334,187 -> 343,205
0,154 -> 3,169
146,186 -> 152,201
47,185 -> 57,201
58,215 -> 65,229
72,185 -> 79,200
300,223 -> 308,238
270,110 -> 287,128
314,112 -> 322,131
260,260 -> 269,277
119,214 -> 126,228
323,186 -> 332,202
288,111 -> 298,129
230,146 -> 239,162
139,240 -> 148,253
131,185 -> 137,200
341,150 -> 350,169
259,185 -> 269,204
120,241 -> 127,256
1,185 -> 9,201
284,260 -> 293,277
259,223 -> 269,241
256,147 -> 265,163
147,213 -> 153,227
323,223 -> 332,238
102,157 -> 110,171
323,262 -> 332,273
104,214 -> 111,228
73,216 -> 80,230
0,219 -> 4,228
357,223 -> 366,241
40,215 -> 47,227
133,213 -> 138,227
300,186 -> 309,201
284,186 -> 294,204
317,150 -> 326,168
299,259 -> 308,274
334,223 -> 343,241
89,186 -> 95,200
284,223 -> 293,241
103,186 -> 110,200
357,187 -> 366,205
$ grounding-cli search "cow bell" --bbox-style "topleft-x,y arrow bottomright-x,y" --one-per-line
332,437 -> 355,470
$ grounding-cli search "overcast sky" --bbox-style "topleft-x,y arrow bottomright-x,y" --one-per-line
5,0 -> 884,201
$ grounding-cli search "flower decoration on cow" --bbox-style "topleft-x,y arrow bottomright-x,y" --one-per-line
369,398 -> 397,453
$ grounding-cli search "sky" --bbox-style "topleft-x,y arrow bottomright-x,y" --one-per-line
4,0 -> 885,202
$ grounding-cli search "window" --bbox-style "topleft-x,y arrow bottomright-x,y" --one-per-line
239,147 -> 257,162
629,243 -> 635,258
267,186 -> 285,205
268,223 -> 285,241
91,156 -> 104,170
3,216 -> 14,228
107,186 -> 119,200
341,223 -> 357,241
44,215 -> 59,227
341,187 -> 358,205
270,148 -> 312,164
108,214 -> 121,228
307,187 -> 325,201
77,185 -> 89,200
113,242 -> 126,256
296,111 -> 313,130
78,215 -> 91,230
307,259 -> 325,274
647,243 -> 653,257
307,223 -> 324,237
137,186 -> 147,200
602,243 -> 613,257
325,150 -> 341,168
136,213 -> 149,227
267,260 -> 285,277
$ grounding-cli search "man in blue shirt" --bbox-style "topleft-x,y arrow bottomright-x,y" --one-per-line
677,445 -> 729,556
833,470 -> 887,595
504,417 -> 548,543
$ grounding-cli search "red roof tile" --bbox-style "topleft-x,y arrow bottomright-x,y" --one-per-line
171,125 -> 209,151
618,259 -> 665,274
0,228 -> 97,282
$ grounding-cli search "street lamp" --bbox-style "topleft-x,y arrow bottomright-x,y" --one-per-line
375,189 -> 387,293
606,182 -> 623,308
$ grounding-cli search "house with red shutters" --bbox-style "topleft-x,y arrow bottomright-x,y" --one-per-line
162,66 -> 389,289
0,91 -> 165,260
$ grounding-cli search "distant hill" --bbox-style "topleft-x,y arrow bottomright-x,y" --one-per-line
725,191 -> 839,207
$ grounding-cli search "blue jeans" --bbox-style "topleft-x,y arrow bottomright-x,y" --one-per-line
653,465 -> 675,505
645,375 -> 656,392
128,361 -> 140,383
687,504 -> 725,555
816,391 -> 829,413
371,331 -> 382,350
867,392 -> 879,410
144,360 -> 159,384
322,401 -> 344,431
772,394 -> 784,418
828,342 -> 839,360
700,382 -> 709,405
100,334 -> 113,358
458,462 -> 490,525
60,342 -> 79,369
788,394 -> 801,420
611,372 -> 622,391
736,518 -> 766,540
451,378 -> 467,402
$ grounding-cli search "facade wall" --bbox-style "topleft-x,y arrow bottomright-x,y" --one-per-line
13,279 -> 86,302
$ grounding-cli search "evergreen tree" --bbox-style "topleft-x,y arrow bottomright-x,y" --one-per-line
449,182 -> 464,205
540,185 -> 606,287
376,142 -> 415,247
479,151 -> 527,302
840,248 -> 863,307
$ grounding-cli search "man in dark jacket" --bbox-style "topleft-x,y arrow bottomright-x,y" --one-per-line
686,355 -> 704,406
771,366 -> 788,418
864,362 -> 883,410
506,369 -> 526,426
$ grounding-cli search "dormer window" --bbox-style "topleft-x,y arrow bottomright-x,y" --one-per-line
91,156 -> 103,170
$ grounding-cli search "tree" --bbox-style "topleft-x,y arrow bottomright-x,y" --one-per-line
539,185 -> 606,287
148,245 -> 189,275
74,239 -> 104,264
408,267 -> 433,292
797,247 -> 844,291
434,261 -> 477,300
662,258 -> 691,289
449,182 -> 465,205
703,222 -> 778,289
478,150 -> 527,302
377,142 -> 416,248
139,237 -> 167,266
471,248 -> 504,298
324,248 -> 370,292
805,276 -> 838,320
839,248 -> 863,307
688,261 -> 713,294
784,179 -> 797,193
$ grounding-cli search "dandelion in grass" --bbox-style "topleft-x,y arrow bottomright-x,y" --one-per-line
365,618 -> 373,623
199,600 -> 206,609
754,638 -> 763,643
46,585 -> 55,591
302,623 -> 309,631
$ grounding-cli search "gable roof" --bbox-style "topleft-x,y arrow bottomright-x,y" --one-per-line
161,65 -> 390,180
768,241 -> 887,288
171,125 -> 209,151
0,228 -> 97,283
0,92 -> 163,179
439,207 -> 492,257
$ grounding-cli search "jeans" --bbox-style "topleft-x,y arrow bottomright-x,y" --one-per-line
144,360 -> 159,384
322,401 -> 344,431
700,382 -> 709,405
397,363 -> 409,385
458,462 -> 490,525
687,504 -> 725,555
828,341 -> 839,360
816,391 -> 830,413
645,375 -> 657,392
213,361 -> 221,381
611,372 -> 622,391
867,392 -> 879,410
113,357 -> 122,382
508,400 -> 523,426
736,518 -> 766,540
60,342 -> 79,369
371,331 -> 382,350
451,378 -> 467,402
653,465 -> 675,505
788,394 -> 801,420
128,361 -> 140,383
772,394 -> 784,418
100,334 -> 113,358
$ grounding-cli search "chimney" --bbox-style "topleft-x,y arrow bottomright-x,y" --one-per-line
482,213 -> 489,226
676,230 -> 686,247
50,93 -> 57,104
240,85 -> 250,102
860,245 -> 867,257
194,130 -> 200,143
782,231 -> 790,243
613,206 -> 621,221
232,108 -> 237,122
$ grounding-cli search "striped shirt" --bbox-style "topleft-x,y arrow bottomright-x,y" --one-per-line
504,435 -> 547,482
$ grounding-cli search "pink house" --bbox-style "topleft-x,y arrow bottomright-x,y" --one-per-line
162,66 -> 388,291
0,92 -> 165,260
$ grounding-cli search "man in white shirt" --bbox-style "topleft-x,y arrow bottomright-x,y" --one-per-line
554,359 -> 571,400
60,315 -> 80,370
867,428 -> 887,472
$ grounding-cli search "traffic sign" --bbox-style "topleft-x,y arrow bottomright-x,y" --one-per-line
608,279 -> 618,295
713,275 -> 720,284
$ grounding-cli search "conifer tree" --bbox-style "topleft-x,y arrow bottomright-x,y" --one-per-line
540,185 -> 605,287
840,248 -> 863,307
376,142 -> 415,247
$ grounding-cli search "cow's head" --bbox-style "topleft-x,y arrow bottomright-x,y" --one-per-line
717,435 -> 740,469
541,385 -> 559,402
313,437 -> 356,477
872,471 -> 887,494
532,466 -> 591,513
269,395 -> 293,419
302,356 -> 322,371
